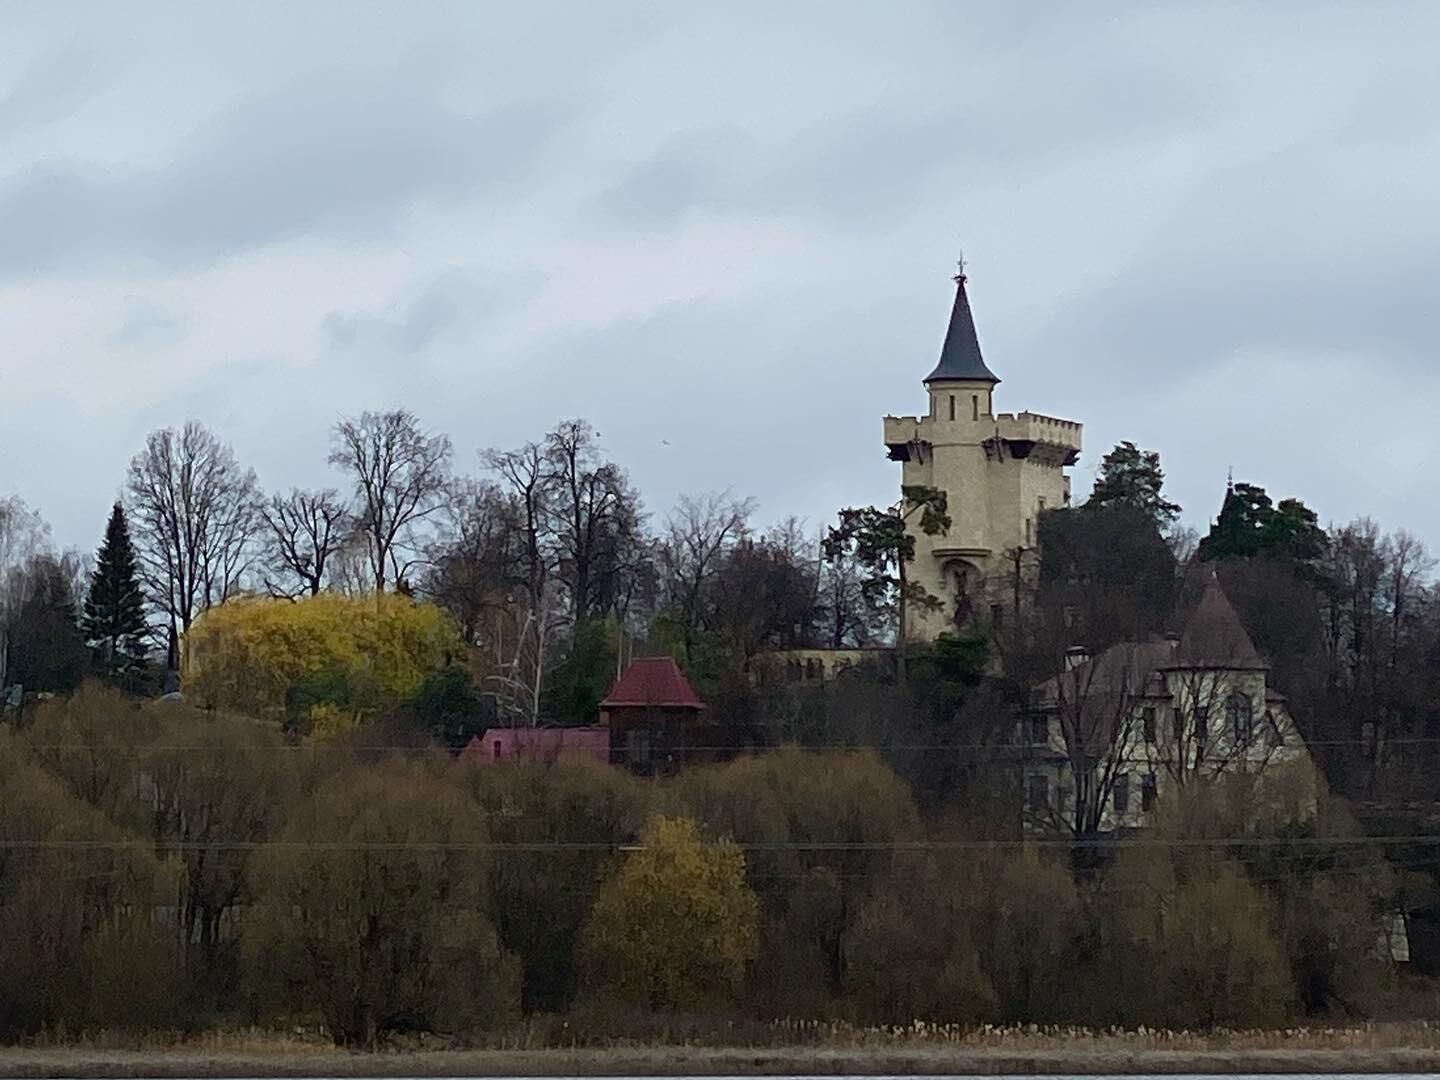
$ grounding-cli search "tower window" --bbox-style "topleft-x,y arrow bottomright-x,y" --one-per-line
972,395 -> 979,421
949,395 -> 955,421
1025,518 -> 1033,546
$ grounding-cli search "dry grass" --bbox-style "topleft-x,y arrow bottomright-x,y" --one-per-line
10,1023 -> 1440,1076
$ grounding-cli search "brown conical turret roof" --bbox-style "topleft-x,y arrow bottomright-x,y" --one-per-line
1171,573 -> 1268,670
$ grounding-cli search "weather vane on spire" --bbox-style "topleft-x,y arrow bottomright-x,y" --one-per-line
954,251 -> 967,284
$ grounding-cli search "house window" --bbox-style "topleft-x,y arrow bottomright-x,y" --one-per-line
1227,693 -> 1254,746
1142,706 -> 1157,743
1038,496 -> 1047,512
1029,714 -> 1049,746
492,739 -> 502,760
972,395 -> 979,421
1142,773 -> 1158,812
1025,518 -> 1033,546
990,603 -> 1004,629
949,395 -> 956,421
1027,774 -> 1050,812
1113,773 -> 1130,815
1194,705 -> 1210,743
1173,710 -> 1185,744
805,658 -> 823,680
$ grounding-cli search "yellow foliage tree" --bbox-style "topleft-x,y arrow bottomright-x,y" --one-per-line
581,814 -> 758,1011
184,592 -> 462,719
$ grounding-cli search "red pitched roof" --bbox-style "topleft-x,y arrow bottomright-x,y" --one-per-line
601,655 -> 705,709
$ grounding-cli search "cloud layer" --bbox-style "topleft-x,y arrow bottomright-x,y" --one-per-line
2,1 -> 1439,552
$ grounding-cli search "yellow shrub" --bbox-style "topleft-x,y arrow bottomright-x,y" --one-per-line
184,592 -> 462,717
580,814 -> 759,1010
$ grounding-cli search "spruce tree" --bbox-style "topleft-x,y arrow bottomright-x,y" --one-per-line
82,502 -> 148,677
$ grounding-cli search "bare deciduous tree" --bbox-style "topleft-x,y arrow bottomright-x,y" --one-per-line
422,478 -> 517,645
658,490 -> 755,656
259,488 -> 351,597
126,422 -> 261,655
0,495 -> 51,626
1031,644 -> 1149,843
482,441 -> 552,610
543,419 -> 644,623
329,410 -> 452,594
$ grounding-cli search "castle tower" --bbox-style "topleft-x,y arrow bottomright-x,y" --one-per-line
883,269 -> 1083,642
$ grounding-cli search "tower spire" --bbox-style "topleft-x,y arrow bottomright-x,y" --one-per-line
925,260 -> 1000,385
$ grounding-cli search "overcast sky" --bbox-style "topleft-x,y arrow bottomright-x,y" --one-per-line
3,1 -> 1439,554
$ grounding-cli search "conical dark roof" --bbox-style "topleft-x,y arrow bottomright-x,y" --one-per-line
1171,573 -> 1268,670
925,272 -> 999,384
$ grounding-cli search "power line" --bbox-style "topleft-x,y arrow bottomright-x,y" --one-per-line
23,735 -> 1440,753
7,834 -> 1440,853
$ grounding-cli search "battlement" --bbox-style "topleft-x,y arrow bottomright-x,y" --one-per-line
883,415 -> 923,444
995,410 -> 1084,451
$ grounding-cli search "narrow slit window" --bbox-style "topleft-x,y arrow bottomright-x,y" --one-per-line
972,395 -> 979,420
949,395 -> 955,421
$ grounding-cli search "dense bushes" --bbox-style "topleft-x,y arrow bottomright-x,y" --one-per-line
0,688 -> 1415,1041
245,764 -> 519,1045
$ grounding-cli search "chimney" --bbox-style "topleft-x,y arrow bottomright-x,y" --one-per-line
1064,645 -> 1090,671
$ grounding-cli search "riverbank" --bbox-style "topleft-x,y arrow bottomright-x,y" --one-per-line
10,1026 -> 1440,1077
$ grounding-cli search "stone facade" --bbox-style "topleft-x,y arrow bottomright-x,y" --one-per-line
884,272 -> 1082,642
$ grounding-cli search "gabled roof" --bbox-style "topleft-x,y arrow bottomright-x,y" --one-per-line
1169,573 -> 1268,671
1034,640 -> 1177,750
601,656 -> 705,710
925,272 -> 1000,385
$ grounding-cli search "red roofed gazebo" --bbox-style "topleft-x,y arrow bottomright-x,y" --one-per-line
600,656 -> 709,774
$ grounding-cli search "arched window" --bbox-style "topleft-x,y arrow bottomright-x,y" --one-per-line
1226,692 -> 1254,746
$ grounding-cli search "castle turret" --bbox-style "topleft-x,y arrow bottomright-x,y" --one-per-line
884,268 -> 1083,642
925,268 -> 999,423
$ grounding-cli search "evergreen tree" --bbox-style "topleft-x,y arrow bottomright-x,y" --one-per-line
82,502 -> 148,677
1197,482 -> 1325,564
5,555 -> 89,694
1087,441 -> 1182,525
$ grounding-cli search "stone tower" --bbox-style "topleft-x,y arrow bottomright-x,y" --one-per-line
883,270 -> 1083,642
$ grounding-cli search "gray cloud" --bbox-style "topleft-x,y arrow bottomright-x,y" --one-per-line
594,19 -> 1205,231
1028,129 -> 1440,384
324,267 -> 547,355
3,1 -> 1440,554
0,76 -> 574,276
106,300 -> 186,349
0,36 -> 107,136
